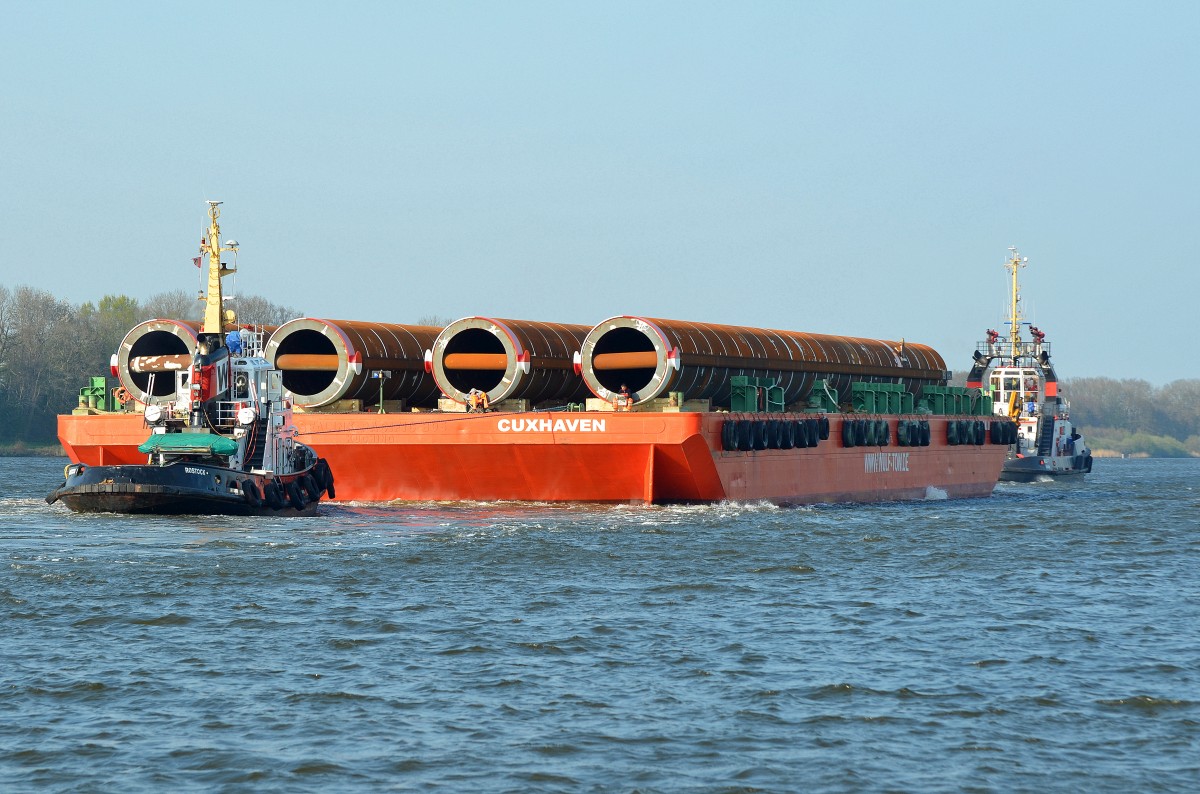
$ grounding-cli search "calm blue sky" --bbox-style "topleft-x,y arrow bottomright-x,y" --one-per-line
2,2 -> 1196,383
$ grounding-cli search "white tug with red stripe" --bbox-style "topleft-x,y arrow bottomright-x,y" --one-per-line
965,247 -> 1092,482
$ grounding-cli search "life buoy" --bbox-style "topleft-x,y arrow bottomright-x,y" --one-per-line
286,480 -> 306,510
241,480 -> 263,508
112,386 -> 132,406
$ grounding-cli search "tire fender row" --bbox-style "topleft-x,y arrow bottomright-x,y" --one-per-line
238,458 -> 336,510
948,419 -> 1018,446
842,418 -> 931,448
720,416 -> 830,452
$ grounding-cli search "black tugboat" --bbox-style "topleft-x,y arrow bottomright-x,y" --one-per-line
965,247 -> 1092,482
47,201 -> 335,514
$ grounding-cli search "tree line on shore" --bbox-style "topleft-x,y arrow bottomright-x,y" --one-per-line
1,283 -> 1195,455
0,285 -> 296,448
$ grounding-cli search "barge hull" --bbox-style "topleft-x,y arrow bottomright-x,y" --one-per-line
58,412 -> 1006,505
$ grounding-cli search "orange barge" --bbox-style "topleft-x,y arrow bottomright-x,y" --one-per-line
59,410 -> 1007,505
58,206 -> 1009,506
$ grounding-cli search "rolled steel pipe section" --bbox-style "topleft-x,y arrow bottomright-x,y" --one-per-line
115,319 -> 203,405
579,316 -> 947,407
264,318 -> 441,408
430,317 -> 592,405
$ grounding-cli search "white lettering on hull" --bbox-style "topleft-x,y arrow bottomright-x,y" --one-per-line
497,418 -> 607,433
864,452 -> 910,473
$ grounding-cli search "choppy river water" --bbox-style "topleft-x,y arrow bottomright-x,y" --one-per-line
3,456 -> 1198,792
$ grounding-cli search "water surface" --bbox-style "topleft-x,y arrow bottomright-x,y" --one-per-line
3,457 -> 1198,791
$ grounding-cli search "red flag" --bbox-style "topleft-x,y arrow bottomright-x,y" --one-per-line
192,256 -> 202,268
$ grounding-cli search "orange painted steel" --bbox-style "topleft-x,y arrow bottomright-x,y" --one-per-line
264,318 -> 442,408
592,351 -> 658,370
430,317 -> 591,405
58,411 -> 1006,505
579,316 -> 947,407
442,353 -> 509,370
274,354 -> 340,371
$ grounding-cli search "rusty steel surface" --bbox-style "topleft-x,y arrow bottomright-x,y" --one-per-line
579,316 -> 947,406
129,354 -> 193,373
264,318 -> 442,408
430,317 -> 592,405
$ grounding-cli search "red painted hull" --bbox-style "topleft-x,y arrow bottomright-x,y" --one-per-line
58,412 -> 1006,505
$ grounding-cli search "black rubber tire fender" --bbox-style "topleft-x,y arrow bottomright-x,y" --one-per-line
780,420 -> 795,450
300,474 -> 321,501
765,420 -> 781,450
920,420 -> 931,446
263,481 -> 284,510
752,421 -> 769,451
818,416 -> 829,440
794,420 -> 809,449
737,420 -> 753,452
286,479 -> 306,510
316,459 -> 337,500
722,420 -> 738,451
878,420 -> 890,447
241,479 -> 263,508
842,419 -> 856,448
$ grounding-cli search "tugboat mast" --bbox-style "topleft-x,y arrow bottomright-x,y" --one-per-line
200,201 -> 239,336
1005,246 -> 1027,358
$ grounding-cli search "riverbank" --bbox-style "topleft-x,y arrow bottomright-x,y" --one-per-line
0,444 -> 65,457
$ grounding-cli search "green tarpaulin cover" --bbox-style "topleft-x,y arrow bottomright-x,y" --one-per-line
138,433 -> 239,456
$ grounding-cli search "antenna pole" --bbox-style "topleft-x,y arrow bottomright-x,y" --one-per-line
200,201 -> 237,335
1005,246 -> 1026,356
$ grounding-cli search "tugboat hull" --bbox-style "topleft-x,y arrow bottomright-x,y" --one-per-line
998,454 -> 1093,483
47,462 -> 331,516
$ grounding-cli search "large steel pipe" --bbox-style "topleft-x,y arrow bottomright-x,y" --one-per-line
264,318 -> 441,408
430,317 -> 591,405
115,320 -> 202,404
579,316 -> 947,407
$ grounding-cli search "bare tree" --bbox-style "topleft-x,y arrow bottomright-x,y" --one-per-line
232,294 -> 302,326
143,289 -> 202,321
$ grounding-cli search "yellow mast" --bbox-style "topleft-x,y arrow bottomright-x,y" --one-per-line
1004,246 -> 1027,355
199,201 -> 239,335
